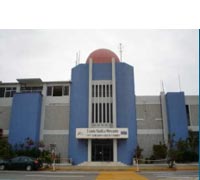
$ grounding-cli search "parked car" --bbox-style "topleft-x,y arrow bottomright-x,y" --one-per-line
0,156 -> 42,171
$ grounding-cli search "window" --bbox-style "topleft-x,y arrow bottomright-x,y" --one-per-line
186,105 -> 190,126
92,103 -> 94,123
96,85 -> 98,97
107,85 -> 109,97
47,85 -> 69,96
92,85 -> 94,97
47,86 -> 52,96
111,103 -> 113,123
110,85 -> 112,97
63,86 -> 69,96
21,86 -> 42,93
0,88 -> 5,97
107,103 -> 110,123
53,86 -> 62,96
103,85 -> 105,97
0,87 -> 16,98
95,103 -> 98,123
99,103 -> 102,123
99,85 -> 102,97
103,103 -> 106,123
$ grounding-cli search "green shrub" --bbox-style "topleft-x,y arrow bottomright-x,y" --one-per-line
152,142 -> 167,159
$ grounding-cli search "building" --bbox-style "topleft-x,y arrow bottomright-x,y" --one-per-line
0,49 -> 198,165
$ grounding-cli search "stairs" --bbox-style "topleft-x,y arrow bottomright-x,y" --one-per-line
78,161 -> 127,166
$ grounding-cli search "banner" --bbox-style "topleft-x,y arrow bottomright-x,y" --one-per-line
76,128 -> 128,139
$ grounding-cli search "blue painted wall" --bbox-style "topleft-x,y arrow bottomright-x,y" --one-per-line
92,63 -> 112,80
69,64 -> 89,165
69,62 -> 137,165
166,92 -> 188,141
8,93 -> 42,146
116,63 -> 137,165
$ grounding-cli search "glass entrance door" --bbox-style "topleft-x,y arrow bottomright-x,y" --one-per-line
92,139 -> 113,161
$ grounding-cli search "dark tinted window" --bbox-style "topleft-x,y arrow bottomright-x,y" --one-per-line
63,86 -> 69,96
53,86 -> 62,96
0,88 -> 5,97
47,86 -> 52,96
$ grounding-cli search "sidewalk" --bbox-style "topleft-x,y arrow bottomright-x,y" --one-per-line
42,163 -> 198,172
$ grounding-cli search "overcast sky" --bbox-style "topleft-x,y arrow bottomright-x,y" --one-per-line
0,29 -> 198,95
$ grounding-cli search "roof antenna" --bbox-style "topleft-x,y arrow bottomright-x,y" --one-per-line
178,74 -> 181,91
75,51 -> 81,66
78,50 -> 80,64
160,80 -> 165,92
119,43 -> 123,62
75,52 -> 78,66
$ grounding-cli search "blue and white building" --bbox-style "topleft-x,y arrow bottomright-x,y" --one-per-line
0,49 -> 198,165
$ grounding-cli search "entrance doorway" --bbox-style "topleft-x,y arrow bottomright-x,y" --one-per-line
92,139 -> 113,161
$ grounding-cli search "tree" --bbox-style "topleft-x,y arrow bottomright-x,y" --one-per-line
152,142 -> 167,159
134,145 -> 143,159
0,137 -> 15,159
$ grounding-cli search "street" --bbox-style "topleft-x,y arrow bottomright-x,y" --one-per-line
140,171 -> 198,180
0,171 -> 98,180
0,170 -> 198,180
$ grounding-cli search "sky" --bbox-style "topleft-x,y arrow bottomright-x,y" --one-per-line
0,29 -> 198,95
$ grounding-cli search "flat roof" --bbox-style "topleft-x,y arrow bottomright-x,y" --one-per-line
17,78 -> 43,84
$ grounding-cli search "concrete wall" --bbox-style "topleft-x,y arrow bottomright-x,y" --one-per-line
136,104 -> 163,129
189,105 -> 198,126
43,135 -> 69,159
0,98 -> 12,135
136,97 -> 164,158
137,134 -> 164,157
0,107 -> 11,131
44,105 -> 69,130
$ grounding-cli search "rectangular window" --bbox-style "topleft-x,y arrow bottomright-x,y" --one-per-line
99,85 -> 102,97
103,103 -> 106,123
53,86 -> 62,96
92,85 -> 94,97
47,86 -> 52,96
103,85 -> 105,97
107,85 -> 109,97
95,103 -> 98,123
92,103 -> 94,123
107,103 -> 110,123
63,86 -> 69,96
96,85 -> 98,97
111,103 -> 113,123
0,88 -> 5,97
5,91 -> 10,97
0,87 -> 16,98
110,85 -> 112,97
99,103 -> 102,123
186,105 -> 190,126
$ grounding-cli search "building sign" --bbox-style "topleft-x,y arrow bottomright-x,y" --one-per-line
76,128 -> 128,139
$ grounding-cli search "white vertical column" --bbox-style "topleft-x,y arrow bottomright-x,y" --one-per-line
16,84 -> 20,92
98,84 -> 100,124
112,58 -> 117,162
112,58 -> 117,127
160,91 -> 169,145
39,84 -> 47,140
88,58 -> 93,162
94,84 -> 96,124
88,58 -> 93,128
105,84 -> 107,124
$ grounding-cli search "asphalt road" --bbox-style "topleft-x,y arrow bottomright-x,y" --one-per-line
0,170 -> 198,180
0,171 -> 98,180
140,171 -> 198,180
